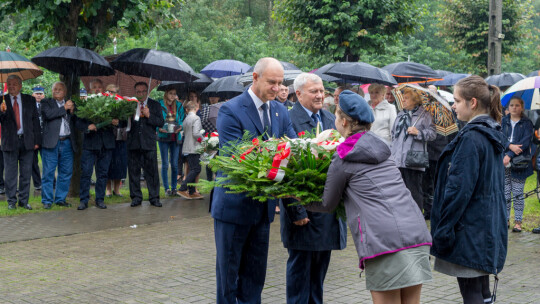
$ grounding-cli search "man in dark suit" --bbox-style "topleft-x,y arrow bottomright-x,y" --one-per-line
282,73 -> 347,304
75,105 -> 118,210
40,82 -> 77,209
0,75 -> 41,210
31,85 -> 45,191
127,82 -> 164,207
211,58 -> 297,304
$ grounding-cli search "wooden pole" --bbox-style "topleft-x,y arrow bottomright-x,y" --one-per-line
487,0 -> 503,76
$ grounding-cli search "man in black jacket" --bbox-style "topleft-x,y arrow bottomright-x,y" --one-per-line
0,75 -> 41,210
76,104 -> 118,210
40,82 -> 77,209
127,82 -> 164,207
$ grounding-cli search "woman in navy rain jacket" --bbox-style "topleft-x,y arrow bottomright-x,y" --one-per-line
431,76 -> 507,304
501,97 -> 534,232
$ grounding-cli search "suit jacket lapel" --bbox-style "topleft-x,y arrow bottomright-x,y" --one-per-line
242,93 -> 264,135
293,103 -> 317,130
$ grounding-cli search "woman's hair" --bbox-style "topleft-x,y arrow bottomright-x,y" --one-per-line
105,84 -> 120,94
401,87 -> 422,106
509,96 -> 525,117
184,100 -> 197,111
455,75 -> 502,122
335,105 -> 371,137
368,83 -> 386,95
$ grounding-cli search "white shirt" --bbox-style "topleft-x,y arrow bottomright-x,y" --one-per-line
371,100 -> 397,145
10,93 -> 23,135
510,119 -> 518,142
55,99 -> 70,136
248,88 -> 271,128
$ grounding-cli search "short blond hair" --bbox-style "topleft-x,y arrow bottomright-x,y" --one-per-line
368,83 -> 386,94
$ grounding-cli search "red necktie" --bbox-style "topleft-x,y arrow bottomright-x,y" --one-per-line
13,96 -> 21,131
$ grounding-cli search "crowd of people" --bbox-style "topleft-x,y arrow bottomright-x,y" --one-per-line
2,56 -> 540,303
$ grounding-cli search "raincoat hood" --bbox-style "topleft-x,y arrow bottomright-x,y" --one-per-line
339,131 -> 391,164
452,115 -> 505,154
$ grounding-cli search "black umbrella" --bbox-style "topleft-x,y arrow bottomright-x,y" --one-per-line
32,46 -> 114,76
202,75 -> 244,100
157,73 -> 213,92
435,69 -> 453,78
110,48 -> 196,82
485,72 -> 526,88
313,63 -> 342,82
324,62 -> 397,86
246,60 -> 300,72
382,61 -> 441,83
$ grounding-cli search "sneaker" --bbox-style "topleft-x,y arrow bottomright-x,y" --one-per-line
189,193 -> 204,200
177,190 -> 191,199
0,187 -> 5,195
166,189 -> 173,196
532,226 -> 540,234
34,185 -> 41,191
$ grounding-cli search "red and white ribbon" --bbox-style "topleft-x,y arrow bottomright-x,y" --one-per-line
266,142 -> 291,182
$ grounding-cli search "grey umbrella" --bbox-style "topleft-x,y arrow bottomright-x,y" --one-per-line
202,75 -> 244,100
485,72 -> 526,88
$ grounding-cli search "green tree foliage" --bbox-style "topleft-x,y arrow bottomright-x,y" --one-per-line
438,0 -> 534,74
0,0 -> 182,50
273,0 -> 421,62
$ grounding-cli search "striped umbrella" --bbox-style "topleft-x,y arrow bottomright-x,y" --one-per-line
0,51 -> 43,82
392,84 -> 458,136
501,76 -> 540,109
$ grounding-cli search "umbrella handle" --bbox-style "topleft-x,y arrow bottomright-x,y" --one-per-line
147,74 -> 152,98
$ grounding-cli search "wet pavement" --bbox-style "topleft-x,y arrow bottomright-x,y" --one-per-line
0,197 -> 539,303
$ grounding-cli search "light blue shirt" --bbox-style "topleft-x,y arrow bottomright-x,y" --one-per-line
248,88 -> 271,128
300,103 -> 323,129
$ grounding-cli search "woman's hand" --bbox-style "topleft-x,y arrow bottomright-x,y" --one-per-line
175,126 -> 182,133
158,128 -> 167,133
407,126 -> 419,136
503,155 -> 511,167
509,144 -> 522,155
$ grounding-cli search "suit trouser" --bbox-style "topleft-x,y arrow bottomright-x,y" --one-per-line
286,249 -> 331,304
421,160 -> 438,218
214,218 -> 270,304
3,137 -> 33,206
0,150 -> 4,189
80,148 -> 113,204
399,167 -> 423,211
32,148 -> 42,188
128,149 -> 160,204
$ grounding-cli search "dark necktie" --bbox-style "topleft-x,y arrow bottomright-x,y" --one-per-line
311,113 -> 320,129
261,103 -> 270,136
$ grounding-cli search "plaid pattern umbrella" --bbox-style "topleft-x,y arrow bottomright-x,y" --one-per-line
392,84 -> 458,136
0,51 -> 43,82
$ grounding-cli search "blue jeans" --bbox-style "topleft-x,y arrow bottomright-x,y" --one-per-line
80,148 -> 113,203
41,139 -> 73,206
158,141 -> 180,191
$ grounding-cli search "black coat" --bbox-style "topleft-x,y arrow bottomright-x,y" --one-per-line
0,94 -> 41,151
126,98 -> 164,151
40,98 -> 78,152
431,115 -> 507,274
75,118 -> 116,150
280,102 -> 347,251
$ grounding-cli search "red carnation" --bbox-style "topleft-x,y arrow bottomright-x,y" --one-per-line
197,137 -> 202,143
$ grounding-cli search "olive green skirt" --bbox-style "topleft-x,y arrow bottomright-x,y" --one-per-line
364,245 -> 432,291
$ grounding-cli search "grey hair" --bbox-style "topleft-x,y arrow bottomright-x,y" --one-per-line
52,81 -> 67,92
253,57 -> 283,77
7,74 -> 22,85
293,73 -> 322,92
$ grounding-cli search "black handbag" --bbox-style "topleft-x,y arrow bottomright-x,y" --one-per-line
405,138 -> 429,168
511,154 -> 530,169
404,111 -> 429,169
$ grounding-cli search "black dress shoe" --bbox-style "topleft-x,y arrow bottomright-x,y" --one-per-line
130,201 -> 142,207
56,202 -> 72,207
95,201 -> 107,209
43,204 -> 52,209
8,205 -> 16,210
533,226 -> 540,234
150,201 -> 162,207
77,202 -> 88,210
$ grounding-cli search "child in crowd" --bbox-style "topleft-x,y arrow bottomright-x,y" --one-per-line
177,101 -> 203,200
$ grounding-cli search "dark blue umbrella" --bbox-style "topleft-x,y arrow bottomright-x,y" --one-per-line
324,62 -> 397,86
527,70 -> 540,77
485,72 -> 526,88
202,75 -> 244,99
382,61 -> 441,84
245,60 -> 299,72
434,69 -> 453,78
433,73 -> 471,86
157,73 -> 213,92
200,60 -> 251,78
